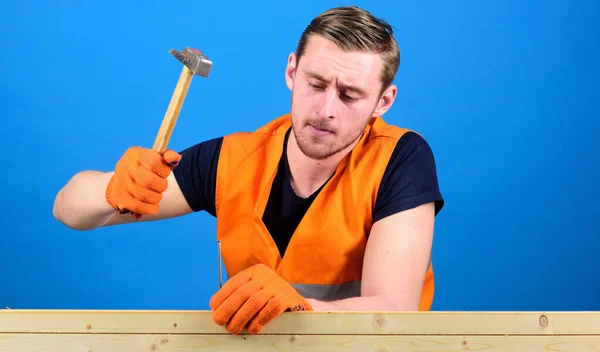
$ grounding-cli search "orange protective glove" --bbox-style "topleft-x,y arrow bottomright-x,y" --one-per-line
105,146 -> 181,219
209,263 -> 312,334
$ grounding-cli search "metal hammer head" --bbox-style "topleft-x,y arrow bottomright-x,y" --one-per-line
169,47 -> 212,77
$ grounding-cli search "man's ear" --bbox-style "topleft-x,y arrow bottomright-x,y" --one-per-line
372,84 -> 397,117
285,53 -> 297,91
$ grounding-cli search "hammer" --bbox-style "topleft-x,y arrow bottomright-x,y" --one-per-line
152,46 -> 212,154
153,47 -> 224,290
124,47 -> 212,220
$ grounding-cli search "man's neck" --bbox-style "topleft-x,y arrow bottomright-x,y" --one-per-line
286,129 -> 358,198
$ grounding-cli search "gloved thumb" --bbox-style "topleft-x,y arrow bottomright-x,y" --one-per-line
163,149 -> 182,167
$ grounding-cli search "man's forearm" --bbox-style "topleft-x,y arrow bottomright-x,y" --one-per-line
53,170 -> 117,231
306,295 -> 418,311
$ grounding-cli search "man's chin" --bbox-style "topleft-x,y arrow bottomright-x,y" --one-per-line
298,142 -> 339,160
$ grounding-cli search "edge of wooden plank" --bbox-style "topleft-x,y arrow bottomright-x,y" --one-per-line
1,333 -> 599,352
1,310 -> 599,335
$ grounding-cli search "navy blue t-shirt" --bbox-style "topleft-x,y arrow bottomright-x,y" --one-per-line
173,128 -> 444,257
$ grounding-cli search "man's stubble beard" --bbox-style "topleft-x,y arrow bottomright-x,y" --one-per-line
289,90 -> 375,161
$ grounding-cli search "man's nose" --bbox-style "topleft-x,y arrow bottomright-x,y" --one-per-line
317,88 -> 339,119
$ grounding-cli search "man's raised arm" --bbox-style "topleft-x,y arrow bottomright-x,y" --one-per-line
53,147 -> 192,231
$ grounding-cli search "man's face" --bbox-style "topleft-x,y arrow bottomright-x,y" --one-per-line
285,34 -> 397,160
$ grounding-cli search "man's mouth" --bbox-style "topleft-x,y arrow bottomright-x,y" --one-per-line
308,123 -> 334,136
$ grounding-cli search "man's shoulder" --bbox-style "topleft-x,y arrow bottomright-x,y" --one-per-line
380,128 -> 438,180
368,116 -> 414,140
392,130 -> 434,157
366,117 -> 436,162
374,128 -> 444,217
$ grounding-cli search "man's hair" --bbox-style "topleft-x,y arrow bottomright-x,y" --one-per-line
295,6 -> 400,93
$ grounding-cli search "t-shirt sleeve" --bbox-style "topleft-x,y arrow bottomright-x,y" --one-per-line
171,137 -> 223,217
373,132 -> 444,222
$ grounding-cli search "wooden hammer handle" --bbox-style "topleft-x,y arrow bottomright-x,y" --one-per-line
152,66 -> 194,154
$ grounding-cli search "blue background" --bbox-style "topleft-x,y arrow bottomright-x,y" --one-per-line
1,0 -> 598,311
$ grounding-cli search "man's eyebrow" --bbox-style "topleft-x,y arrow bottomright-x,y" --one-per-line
339,82 -> 367,96
305,70 -> 328,82
304,70 -> 367,96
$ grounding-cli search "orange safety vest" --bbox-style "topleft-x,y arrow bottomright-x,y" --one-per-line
215,113 -> 434,310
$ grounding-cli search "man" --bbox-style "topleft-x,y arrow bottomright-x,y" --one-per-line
53,6 -> 444,335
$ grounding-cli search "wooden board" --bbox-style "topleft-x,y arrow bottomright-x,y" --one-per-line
1,310 -> 599,351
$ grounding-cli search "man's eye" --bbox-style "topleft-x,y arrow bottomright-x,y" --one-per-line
342,94 -> 357,101
309,83 -> 324,90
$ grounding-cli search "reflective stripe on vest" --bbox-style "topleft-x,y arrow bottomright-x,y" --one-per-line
291,280 -> 361,301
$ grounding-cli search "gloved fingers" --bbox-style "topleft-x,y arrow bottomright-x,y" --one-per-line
127,163 -> 169,194
209,272 -> 252,311
212,279 -> 262,327
125,175 -> 163,205
246,296 -> 288,334
225,289 -> 272,335
139,151 -> 174,179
